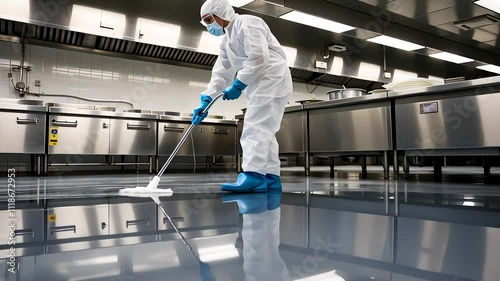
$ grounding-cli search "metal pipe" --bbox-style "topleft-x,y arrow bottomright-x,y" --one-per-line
19,44 -> 25,88
27,92 -> 134,108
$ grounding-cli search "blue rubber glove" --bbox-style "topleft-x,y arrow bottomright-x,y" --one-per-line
192,94 -> 213,125
223,79 -> 247,100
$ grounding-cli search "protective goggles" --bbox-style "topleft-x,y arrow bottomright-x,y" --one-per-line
200,14 -> 216,26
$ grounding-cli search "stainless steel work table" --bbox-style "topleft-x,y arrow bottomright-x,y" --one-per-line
388,76 -> 500,177
157,115 -> 238,173
46,106 -> 159,174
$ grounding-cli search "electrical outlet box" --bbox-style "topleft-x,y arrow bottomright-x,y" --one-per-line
384,72 -> 392,79
35,80 -> 41,87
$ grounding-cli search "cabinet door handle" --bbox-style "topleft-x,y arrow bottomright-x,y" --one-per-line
102,123 -> 109,129
163,217 -> 184,224
164,126 -> 185,132
50,225 -> 76,235
14,229 -> 35,237
213,128 -> 229,135
51,119 -> 78,127
127,123 -> 151,130
126,219 -> 150,228
16,117 -> 38,125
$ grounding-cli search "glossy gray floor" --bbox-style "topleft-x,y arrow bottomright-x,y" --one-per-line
2,171 -> 500,281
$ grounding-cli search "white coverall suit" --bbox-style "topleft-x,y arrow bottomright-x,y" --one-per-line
201,0 -> 293,176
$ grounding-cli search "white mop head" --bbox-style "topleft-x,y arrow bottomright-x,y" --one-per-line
119,176 -> 173,197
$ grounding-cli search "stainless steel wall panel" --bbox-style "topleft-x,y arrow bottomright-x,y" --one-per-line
395,92 -> 500,150
48,115 -> 110,155
109,202 -> 157,235
0,112 -> 46,154
109,119 -> 156,155
309,101 -> 392,153
277,111 -> 307,154
47,205 -> 109,240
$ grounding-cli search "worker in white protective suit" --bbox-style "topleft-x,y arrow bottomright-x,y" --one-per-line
193,0 -> 293,192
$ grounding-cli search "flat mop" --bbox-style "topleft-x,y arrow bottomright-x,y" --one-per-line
119,93 -> 223,197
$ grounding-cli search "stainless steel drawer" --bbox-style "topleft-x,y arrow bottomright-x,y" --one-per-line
0,112 -> 46,154
277,111 -> 307,154
109,202 -> 157,234
158,198 -> 238,231
48,115 -> 110,155
110,119 -> 157,155
158,122 -> 194,156
309,102 -> 393,153
47,205 -> 109,240
0,209 -> 44,245
191,124 -> 237,156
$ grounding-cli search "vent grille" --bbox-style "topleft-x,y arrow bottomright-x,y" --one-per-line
454,15 -> 500,31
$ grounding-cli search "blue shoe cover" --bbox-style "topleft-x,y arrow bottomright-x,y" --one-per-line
221,172 -> 267,193
267,192 -> 282,211
222,193 -> 267,214
266,174 -> 282,192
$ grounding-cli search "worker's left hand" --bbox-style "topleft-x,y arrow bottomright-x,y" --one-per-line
223,79 -> 247,100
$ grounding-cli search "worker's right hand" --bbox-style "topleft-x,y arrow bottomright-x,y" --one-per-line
192,94 -> 213,125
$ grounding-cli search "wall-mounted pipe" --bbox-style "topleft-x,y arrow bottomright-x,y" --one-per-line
27,92 -> 134,108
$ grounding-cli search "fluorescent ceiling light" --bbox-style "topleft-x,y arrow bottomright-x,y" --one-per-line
367,35 -> 424,51
429,52 -> 474,64
279,11 -> 355,33
229,0 -> 254,7
475,0 -> 500,13
477,64 -> 500,74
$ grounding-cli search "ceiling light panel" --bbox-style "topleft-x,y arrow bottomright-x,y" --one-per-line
477,64 -> 500,74
429,52 -> 474,64
367,35 -> 425,51
279,11 -> 355,33
475,0 -> 500,14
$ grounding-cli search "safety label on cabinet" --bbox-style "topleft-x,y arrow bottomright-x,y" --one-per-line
48,214 -> 57,223
49,127 -> 59,146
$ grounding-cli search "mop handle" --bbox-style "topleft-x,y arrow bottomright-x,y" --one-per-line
158,202 -> 201,262
157,93 -> 223,177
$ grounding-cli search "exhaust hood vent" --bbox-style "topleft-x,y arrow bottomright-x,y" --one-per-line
454,14 -> 500,31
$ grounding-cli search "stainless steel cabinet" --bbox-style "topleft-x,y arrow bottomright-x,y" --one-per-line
47,205 -> 109,240
157,198 -> 238,231
158,122 -> 237,156
0,209 -> 44,245
277,111 -> 307,154
109,202 -> 157,234
197,124 -> 237,156
110,119 -> 156,155
0,112 -> 46,154
309,102 -> 392,153
395,92 -> 500,150
158,122 -> 193,156
48,115 -> 110,155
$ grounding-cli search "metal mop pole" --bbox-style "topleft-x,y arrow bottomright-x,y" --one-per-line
157,93 -> 223,178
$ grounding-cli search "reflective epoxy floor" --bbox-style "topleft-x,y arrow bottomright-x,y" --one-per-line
2,171 -> 500,281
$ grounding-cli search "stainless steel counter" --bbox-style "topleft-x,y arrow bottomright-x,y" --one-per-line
0,103 -> 47,113
49,107 -> 158,120
304,93 -> 388,110
389,76 -> 500,99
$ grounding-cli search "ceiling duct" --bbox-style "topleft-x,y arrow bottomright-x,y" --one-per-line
453,15 -> 500,31
0,18 -> 383,90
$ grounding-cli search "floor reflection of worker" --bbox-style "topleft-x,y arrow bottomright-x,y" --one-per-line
223,193 -> 290,281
